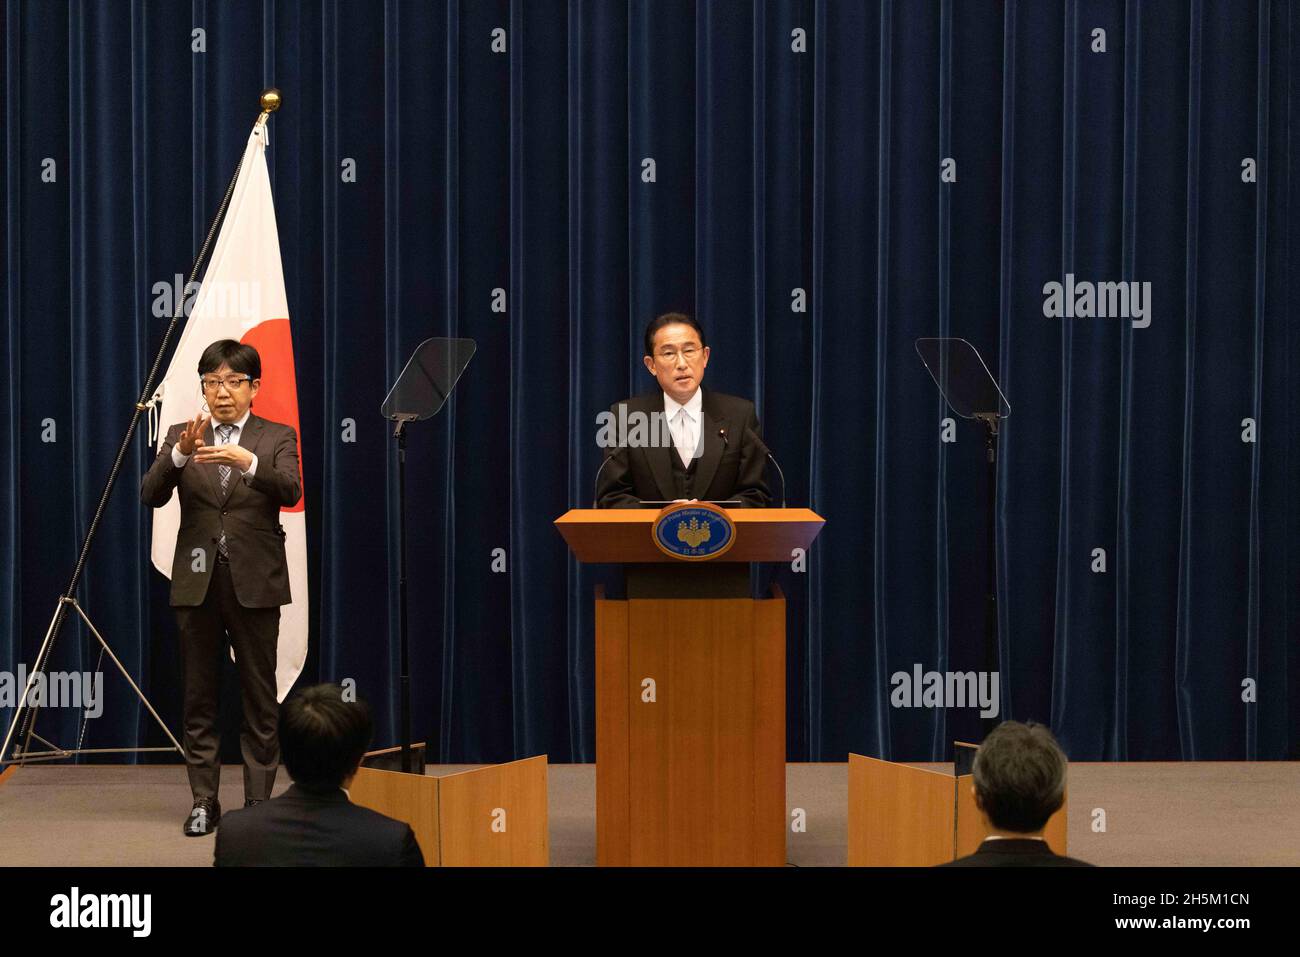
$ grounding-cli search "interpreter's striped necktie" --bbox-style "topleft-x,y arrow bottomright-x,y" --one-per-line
216,423 -> 234,558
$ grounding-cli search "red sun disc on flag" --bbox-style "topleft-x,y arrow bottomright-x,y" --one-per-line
242,318 -> 305,512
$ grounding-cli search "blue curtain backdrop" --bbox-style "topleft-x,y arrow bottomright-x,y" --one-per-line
2,0 -> 1297,765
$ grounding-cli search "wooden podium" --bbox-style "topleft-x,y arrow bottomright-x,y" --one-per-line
556,506 -> 824,866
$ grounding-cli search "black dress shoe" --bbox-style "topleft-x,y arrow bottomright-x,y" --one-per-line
244,799 -> 263,808
184,797 -> 221,836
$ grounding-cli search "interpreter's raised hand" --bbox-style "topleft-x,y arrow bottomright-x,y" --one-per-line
177,412 -> 210,456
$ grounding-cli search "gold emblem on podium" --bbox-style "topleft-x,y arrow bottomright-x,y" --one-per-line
676,517 -> 711,548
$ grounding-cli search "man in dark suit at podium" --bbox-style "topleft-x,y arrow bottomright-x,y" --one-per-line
943,721 -> 1092,867
596,313 -> 770,508
141,339 -> 302,836
214,684 -> 424,867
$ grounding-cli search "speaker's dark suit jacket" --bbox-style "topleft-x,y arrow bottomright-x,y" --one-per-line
596,388 -> 770,508
941,838 -> 1093,867
141,412 -> 301,607
214,784 -> 425,867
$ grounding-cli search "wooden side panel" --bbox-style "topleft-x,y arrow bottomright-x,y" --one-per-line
595,592 -> 630,865
350,765 -> 440,867
437,756 -> 549,866
848,754 -> 955,866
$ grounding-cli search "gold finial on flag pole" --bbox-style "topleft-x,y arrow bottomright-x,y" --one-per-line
256,88 -> 282,126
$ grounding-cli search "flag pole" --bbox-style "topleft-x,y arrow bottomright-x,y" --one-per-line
1,90 -> 284,767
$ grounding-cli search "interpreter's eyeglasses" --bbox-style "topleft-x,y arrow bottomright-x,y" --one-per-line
200,375 -> 252,392
655,346 -> 701,363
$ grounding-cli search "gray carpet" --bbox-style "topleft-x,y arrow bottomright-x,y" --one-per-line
1,762 -> 1296,866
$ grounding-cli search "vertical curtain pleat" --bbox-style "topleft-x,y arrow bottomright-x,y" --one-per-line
382,0 -> 401,745
1245,0 -> 1270,760
995,0 -> 1018,723
130,0 -> 151,734
317,0 -> 340,691
872,0 -> 894,760
1174,0 -> 1204,761
66,0 -> 87,714
2,0 -> 22,731
1051,0 -> 1080,741
807,0 -> 827,762
935,0 -> 953,759
438,0 -> 460,760
1112,0 -> 1140,760
1261,0 -> 1294,759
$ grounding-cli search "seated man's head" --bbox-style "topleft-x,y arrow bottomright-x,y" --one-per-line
279,684 -> 373,793
972,720 -> 1067,835
643,313 -> 710,405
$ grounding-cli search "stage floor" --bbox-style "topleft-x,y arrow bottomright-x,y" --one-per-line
1,762 -> 1296,866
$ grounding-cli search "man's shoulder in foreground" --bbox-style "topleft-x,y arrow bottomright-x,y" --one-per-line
940,838 -> 1094,867
214,785 -> 423,867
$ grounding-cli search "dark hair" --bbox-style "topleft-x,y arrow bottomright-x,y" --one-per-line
197,339 -> 261,379
972,721 -> 1067,833
643,312 -> 706,358
279,684 -> 373,792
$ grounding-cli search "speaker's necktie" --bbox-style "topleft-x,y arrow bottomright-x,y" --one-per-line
672,408 -> 694,467
216,423 -> 235,558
